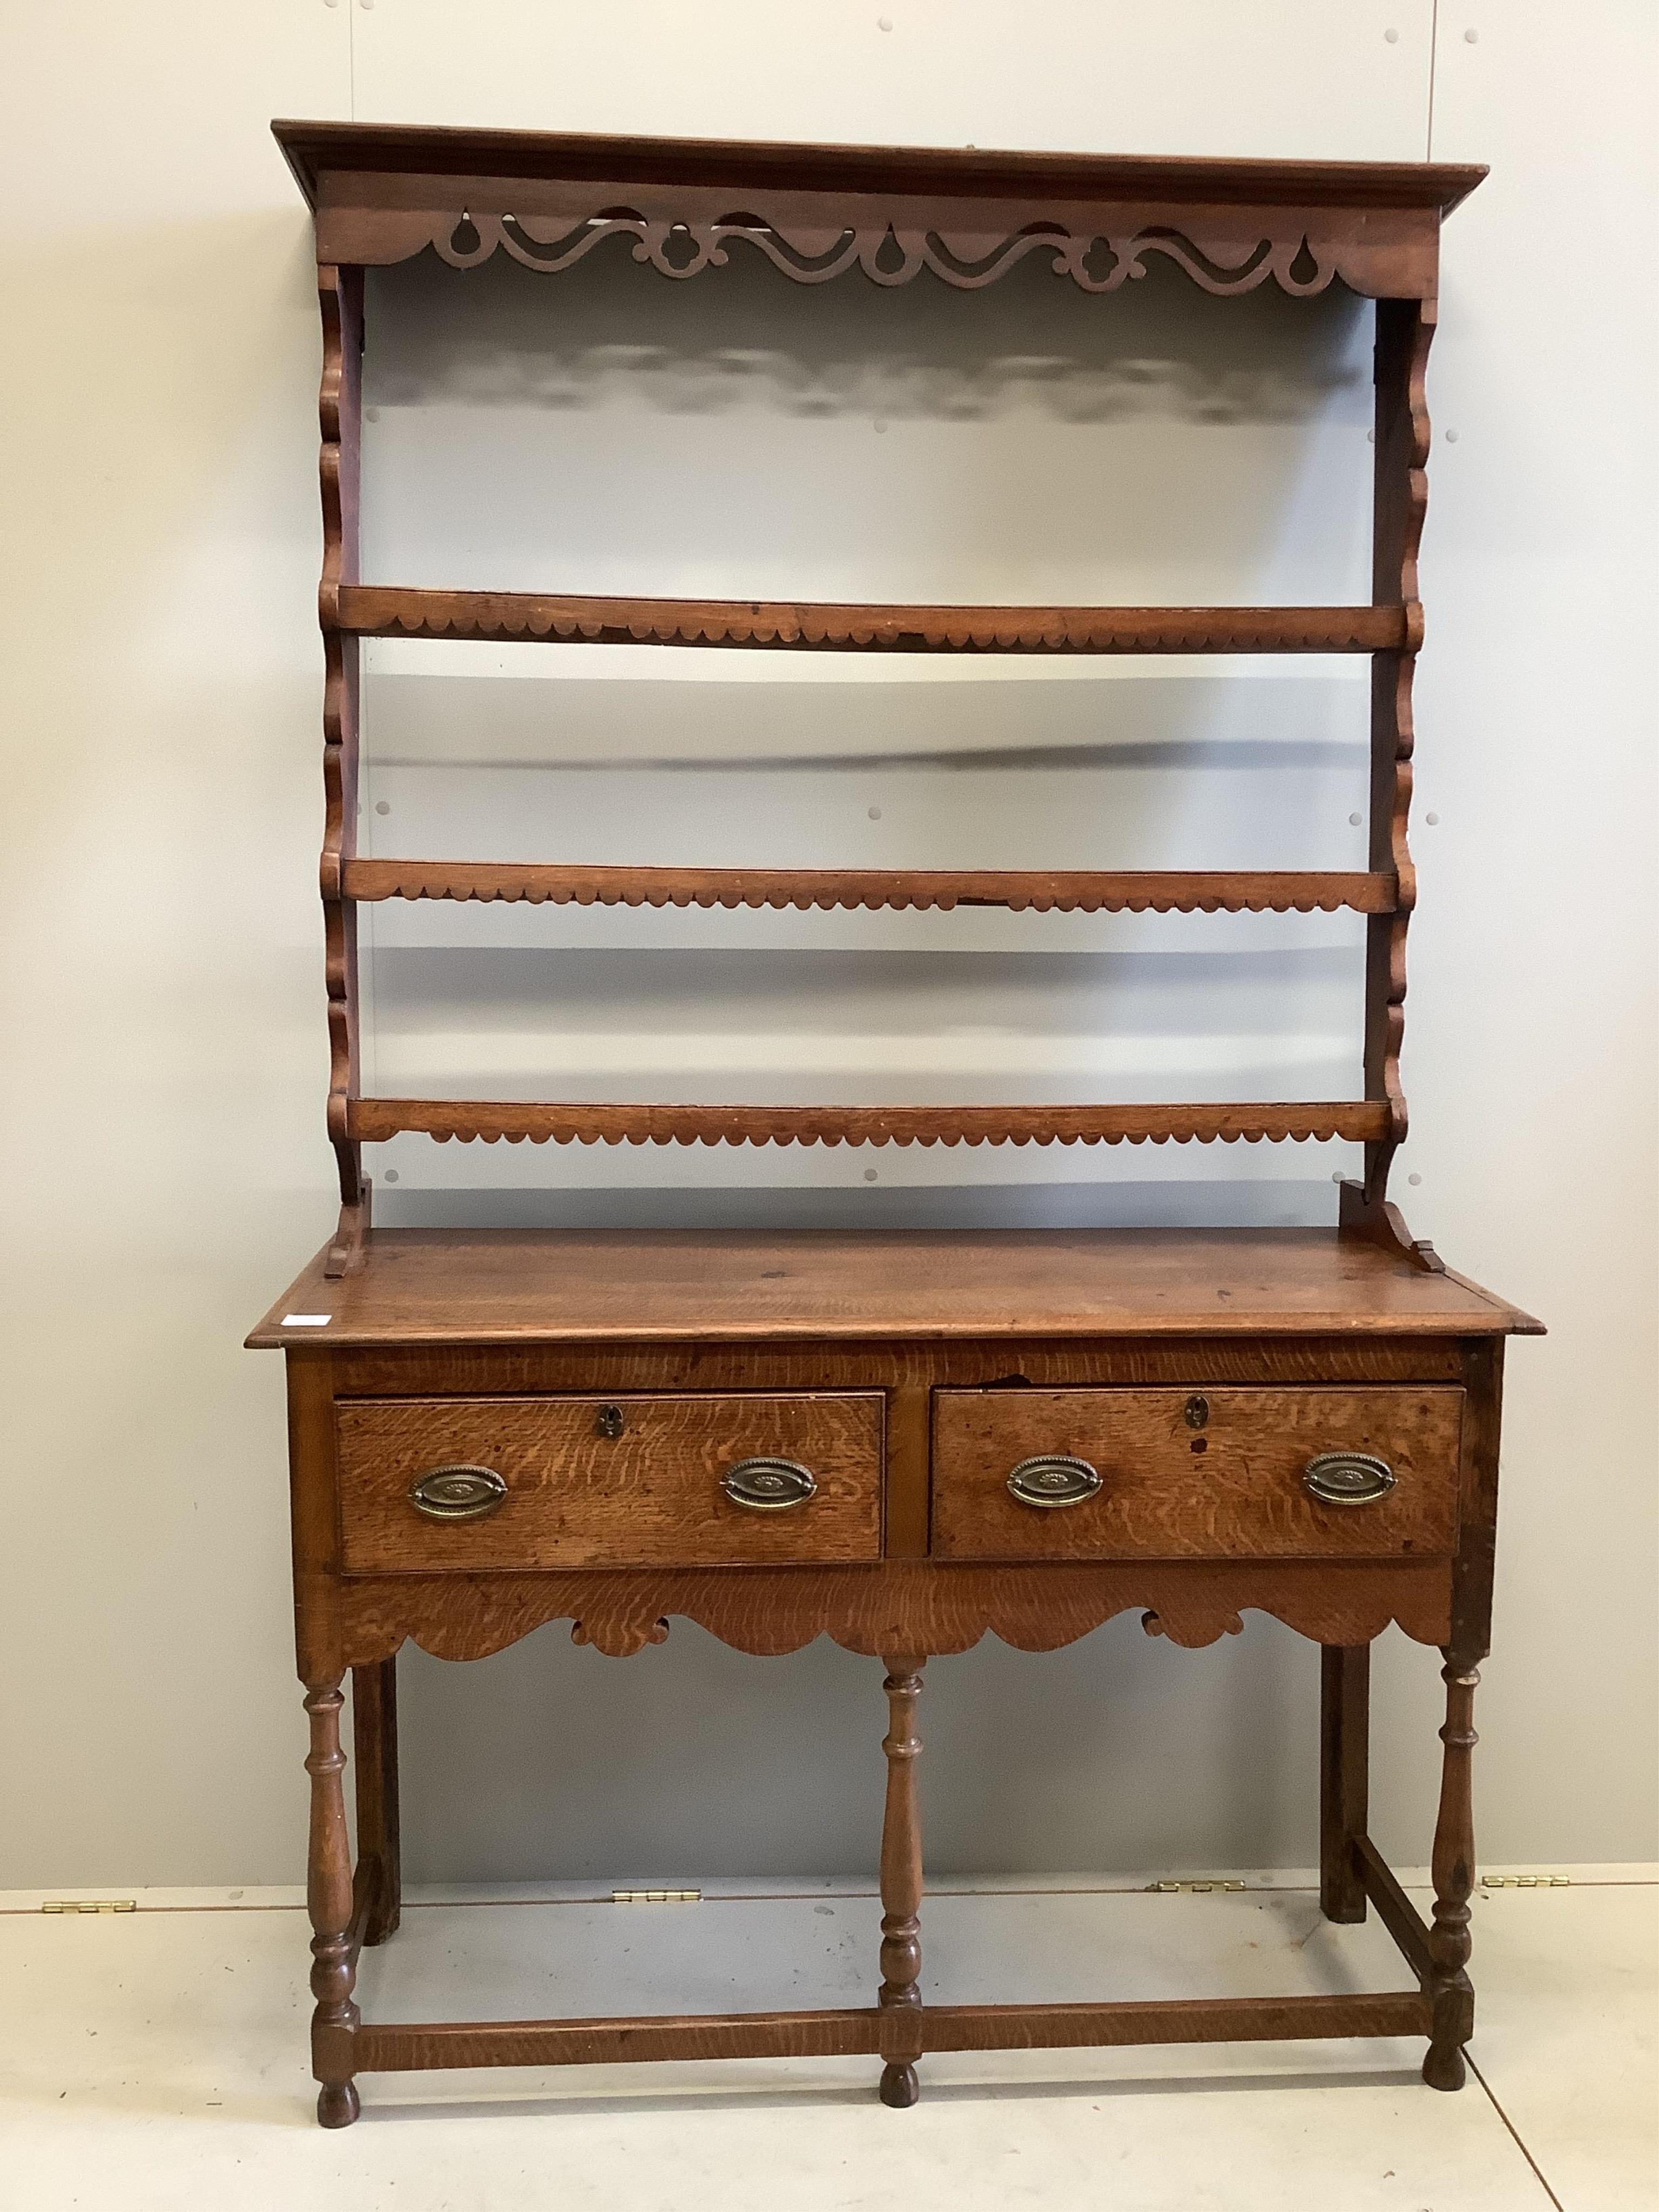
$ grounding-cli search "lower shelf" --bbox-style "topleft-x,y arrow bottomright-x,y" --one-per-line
347,1098 -> 1392,1149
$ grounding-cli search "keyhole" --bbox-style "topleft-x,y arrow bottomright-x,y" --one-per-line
596,1405 -> 624,1440
1184,1395 -> 1209,1429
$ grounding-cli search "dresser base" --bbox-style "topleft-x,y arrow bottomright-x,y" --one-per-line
255,1227 -> 1530,2127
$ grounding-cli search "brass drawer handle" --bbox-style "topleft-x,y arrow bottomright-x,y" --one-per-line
409,1464 -> 508,1520
721,1458 -> 817,1512
1007,1454 -> 1103,1509
1303,1452 -> 1397,1507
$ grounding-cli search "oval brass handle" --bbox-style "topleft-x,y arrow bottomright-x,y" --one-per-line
721,1458 -> 817,1512
1303,1452 -> 1396,1507
409,1464 -> 508,1521
1007,1454 -> 1103,1509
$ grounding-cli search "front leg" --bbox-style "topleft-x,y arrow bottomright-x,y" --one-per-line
877,1655 -> 926,2108
1423,1654 -> 1480,2090
305,1680 -> 361,2126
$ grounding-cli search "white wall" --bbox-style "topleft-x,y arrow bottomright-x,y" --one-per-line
2,2 -> 1654,1887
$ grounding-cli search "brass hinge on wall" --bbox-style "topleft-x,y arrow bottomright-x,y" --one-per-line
1146,1879 -> 1247,1894
1481,1874 -> 1572,1889
42,1899 -> 137,1914
611,1888 -> 702,1904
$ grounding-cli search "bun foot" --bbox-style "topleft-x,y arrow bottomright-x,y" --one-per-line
1422,2042 -> 1467,2092
317,2080 -> 361,2128
879,2061 -> 920,2108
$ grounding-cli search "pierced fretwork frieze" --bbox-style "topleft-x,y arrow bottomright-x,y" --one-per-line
424,208 -> 1348,296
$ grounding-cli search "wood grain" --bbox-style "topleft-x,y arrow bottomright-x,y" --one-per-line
348,1990 -> 1430,2075
338,585 -> 1407,656
334,1557 -> 1455,1667
274,119 -> 1485,218
304,1682 -> 360,2128
348,1098 -> 1392,1152
930,1388 -> 1464,1562
350,1658 -> 400,1947
273,120 -> 1481,302
337,1393 -> 883,1573
1354,1836 -> 1435,1987
1359,295 -> 1433,1215
344,859 -> 1397,918
263,126 -> 1523,2123
247,1229 -> 1539,1349
878,1657 -> 926,2106
1320,1645 -> 1370,1923
1424,1656 -> 1480,2089
317,265 -> 366,1279
329,1340 -> 1469,1400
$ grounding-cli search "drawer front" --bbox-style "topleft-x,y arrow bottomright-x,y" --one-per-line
337,1393 -> 884,1573
931,1387 -> 1462,1562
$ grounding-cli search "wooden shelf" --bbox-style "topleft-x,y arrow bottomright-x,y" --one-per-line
343,861 -> 1397,917
348,1100 -> 1390,1149
336,586 -> 1413,657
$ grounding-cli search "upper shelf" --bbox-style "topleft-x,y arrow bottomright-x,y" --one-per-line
273,120 -> 1484,300
337,588 -> 1413,656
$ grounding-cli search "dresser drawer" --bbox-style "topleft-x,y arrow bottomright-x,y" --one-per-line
336,1393 -> 884,1572
931,1387 -> 1462,1562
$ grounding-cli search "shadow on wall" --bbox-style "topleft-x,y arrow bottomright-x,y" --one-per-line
377,1178 -> 1342,1232
367,240 -> 1370,427
350,225 -> 1376,1222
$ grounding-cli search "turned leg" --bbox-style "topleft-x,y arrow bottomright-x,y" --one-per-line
1319,1644 -> 1370,1923
1423,1654 -> 1480,2090
877,1655 -> 925,2108
352,1656 -> 401,1945
305,1681 -> 361,2127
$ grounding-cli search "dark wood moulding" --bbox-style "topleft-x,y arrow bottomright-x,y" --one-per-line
273,121 -> 1483,301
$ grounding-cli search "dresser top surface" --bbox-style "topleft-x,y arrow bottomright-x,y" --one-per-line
247,1228 -> 1538,1350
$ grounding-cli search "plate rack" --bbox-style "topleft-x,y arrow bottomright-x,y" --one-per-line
274,121 -> 1483,1274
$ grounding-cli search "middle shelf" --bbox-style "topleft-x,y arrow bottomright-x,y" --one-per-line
336,587 -> 1414,656
342,861 -> 1398,917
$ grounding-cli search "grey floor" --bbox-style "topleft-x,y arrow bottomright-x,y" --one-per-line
3,1868 -> 1654,2210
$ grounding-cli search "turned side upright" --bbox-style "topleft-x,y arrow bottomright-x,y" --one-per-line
1424,1654 -> 1481,2090
304,1680 -> 360,2129
878,1656 -> 927,2108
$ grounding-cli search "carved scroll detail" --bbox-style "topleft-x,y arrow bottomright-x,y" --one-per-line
339,1561 -> 1453,1669
319,266 -> 368,1278
348,1098 -> 1391,1151
430,210 -> 1340,297
1362,299 -> 1434,1217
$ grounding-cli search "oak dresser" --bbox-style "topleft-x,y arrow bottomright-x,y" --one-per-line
251,120 -> 1540,2127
